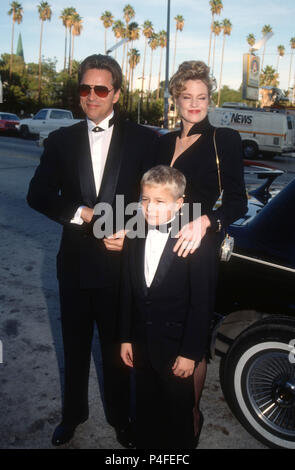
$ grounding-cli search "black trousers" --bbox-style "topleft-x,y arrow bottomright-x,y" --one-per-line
59,284 -> 130,427
134,351 -> 195,449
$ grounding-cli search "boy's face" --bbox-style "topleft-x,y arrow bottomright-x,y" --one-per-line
141,184 -> 183,226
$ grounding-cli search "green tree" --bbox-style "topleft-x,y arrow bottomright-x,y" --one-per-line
261,25 -> 273,71
247,33 -> 256,52
208,0 -> 223,66
276,45 -> 285,75
217,18 -> 232,107
60,7 -> 76,70
8,2 -> 23,78
288,37 -> 295,91
70,13 -> 83,75
157,30 -> 166,99
100,11 -> 114,54
260,65 -> 279,87
212,21 -> 221,77
172,15 -> 184,75
141,20 -> 154,98
123,5 -> 135,80
37,2 -> 52,101
148,33 -> 158,98
112,20 -> 125,59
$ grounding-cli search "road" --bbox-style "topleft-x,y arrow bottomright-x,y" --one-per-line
1,135 -> 294,450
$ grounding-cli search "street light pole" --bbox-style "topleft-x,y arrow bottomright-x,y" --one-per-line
163,0 -> 170,129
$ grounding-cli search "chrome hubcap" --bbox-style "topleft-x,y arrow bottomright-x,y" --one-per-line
246,351 -> 295,437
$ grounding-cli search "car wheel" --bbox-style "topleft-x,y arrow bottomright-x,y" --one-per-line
242,141 -> 259,160
219,317 -> 295,449
20,125 -> 30,139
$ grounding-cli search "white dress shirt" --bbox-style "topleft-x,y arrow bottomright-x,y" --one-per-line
70,111 -> 114,225
144,227 -> 171,288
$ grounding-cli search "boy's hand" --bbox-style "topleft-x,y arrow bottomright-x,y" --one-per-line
120,342 -> 133,368
103,229 -> 127,252
172,356 -> 195,378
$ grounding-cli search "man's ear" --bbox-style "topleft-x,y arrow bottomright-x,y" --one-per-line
113,88 -> 121,104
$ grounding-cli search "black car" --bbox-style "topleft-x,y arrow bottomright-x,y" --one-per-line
212,167 -> 295,449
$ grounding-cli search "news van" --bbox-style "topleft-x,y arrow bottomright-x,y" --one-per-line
208,105 -> 295,159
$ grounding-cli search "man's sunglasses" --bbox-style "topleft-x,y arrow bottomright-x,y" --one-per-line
78,84 -> 114,98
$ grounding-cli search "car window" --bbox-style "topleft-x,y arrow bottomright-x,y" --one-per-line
0,113 -> 18,120
50,110 -> 72,119
34,110 -> 47,120
287,116 -> 293,130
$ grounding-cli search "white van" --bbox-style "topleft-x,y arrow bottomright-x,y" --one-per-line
208,105 -> 295,159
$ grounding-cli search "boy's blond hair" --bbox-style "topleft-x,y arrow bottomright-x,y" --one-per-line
141,165 -> 186,199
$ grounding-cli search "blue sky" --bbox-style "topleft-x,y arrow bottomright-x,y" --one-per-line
1,0 -> 295,92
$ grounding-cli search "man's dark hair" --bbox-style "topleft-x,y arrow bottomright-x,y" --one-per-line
78,54 -> 122,91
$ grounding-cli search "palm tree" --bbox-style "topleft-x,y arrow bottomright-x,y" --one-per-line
247,33 -> 256,52
112,20 -> 125,59
157,30 -> 167,99
67,9 -> 77,73
148,33 -> 158,97
60,8 -> 73,70
208,0 -> 223,67
217,18 -> 232,107
141,20 -> 154,98
37,2 -> 52,101
70,13 -> 83,75
261,24 -> 273,71
276,45 -> 285,74
8,1 -> 23,78
211,21 -> 221,77
172,15 -> 184,75
288,37 -> 295,91
260,65 -> 279,87
128,48 -> 140,93
123,4 -> 135,80
100,11 -> 114,54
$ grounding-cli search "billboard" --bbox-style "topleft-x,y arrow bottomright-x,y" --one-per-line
242,53 -> 260,101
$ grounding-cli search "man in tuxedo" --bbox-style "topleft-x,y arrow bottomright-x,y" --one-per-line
120,165 -> 217,448
27,54 -> 158,447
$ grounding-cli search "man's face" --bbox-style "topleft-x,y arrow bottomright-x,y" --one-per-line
80,68 -> 120,124
141,184 -> 183,227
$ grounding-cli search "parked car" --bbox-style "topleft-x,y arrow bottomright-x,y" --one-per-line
16,108 -> 81,139
0,112 -> 20,135
212,168 -> 295,449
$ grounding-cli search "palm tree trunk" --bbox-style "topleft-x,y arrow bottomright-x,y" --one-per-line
288,50 -> 294,91
10,19 -> 15,78
208,17 -> 214,66
70,33 -> 74,75
141,38 -> 148,99
217,34 -> 226,107
122,41 -> 126,75
148,49 -> 154,95
104,29 -> 107,54
212,33 -> 217,77
172,29 -> 177,75
68,26 -> 72,73
38,20 -> 44,102
157,47 -> 163,99
261,43 -> 266,72
276,55 -> 280,73
64,27 -> 67,70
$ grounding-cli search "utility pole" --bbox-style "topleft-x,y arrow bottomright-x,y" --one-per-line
163,0 -> 170,129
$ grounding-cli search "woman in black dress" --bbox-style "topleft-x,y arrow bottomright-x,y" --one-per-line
156,60 -> 248,443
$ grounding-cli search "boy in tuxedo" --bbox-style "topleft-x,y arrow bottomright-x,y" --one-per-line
120,165 -> 215,449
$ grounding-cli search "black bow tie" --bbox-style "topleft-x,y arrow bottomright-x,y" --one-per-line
148,219 -> 173,233
92,114 -> 116,133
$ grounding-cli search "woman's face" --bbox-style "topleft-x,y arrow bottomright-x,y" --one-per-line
176,79 -> 209,125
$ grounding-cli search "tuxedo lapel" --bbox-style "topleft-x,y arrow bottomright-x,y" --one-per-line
76,120 -> 97,207
134,237 -> 148,297
149,235 -> 177,291
96,121 -> 125,206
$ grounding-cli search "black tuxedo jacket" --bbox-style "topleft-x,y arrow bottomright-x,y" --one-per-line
120,229 -> 220,372
27,118 -> 158,288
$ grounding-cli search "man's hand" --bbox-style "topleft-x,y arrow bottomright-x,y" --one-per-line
81,206 -> 94,224
103,229 -> 127,252
173,215 -> 211,258
172,356 -> 195,378
120,342 -> 133,368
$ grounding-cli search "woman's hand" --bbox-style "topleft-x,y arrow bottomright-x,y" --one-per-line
120,343 -> 134,368
103,229 -> 127,252
172,356 -> 195,378
173,215 -> 211,257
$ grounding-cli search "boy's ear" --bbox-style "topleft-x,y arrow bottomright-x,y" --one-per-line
175,197 -> 184,211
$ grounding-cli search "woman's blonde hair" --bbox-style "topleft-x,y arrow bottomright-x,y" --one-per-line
169,61 -> 214,99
